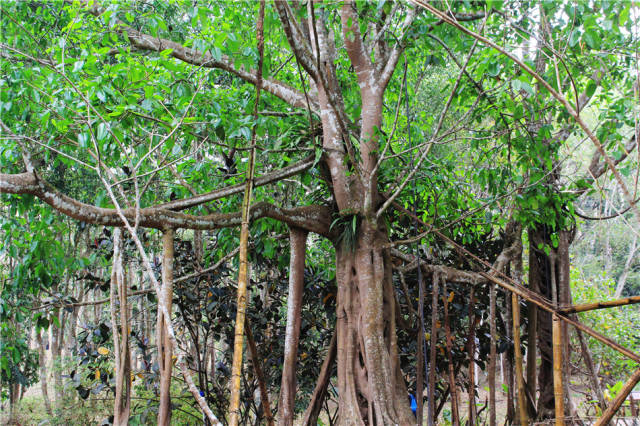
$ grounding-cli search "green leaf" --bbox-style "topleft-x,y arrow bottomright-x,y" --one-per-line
586,81 -> 597,98
96,123 -> 108,141
72,60 -> 84,73
487,62 -> 500,77
78,133 -> 89,148
583,30 -> 599,49
619,4 -> 630,25
569,30 -> 580,48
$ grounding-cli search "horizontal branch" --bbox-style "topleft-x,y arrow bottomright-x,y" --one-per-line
157,155 -> 315,211
390,249 -> 485,284
0,171 -> 332,235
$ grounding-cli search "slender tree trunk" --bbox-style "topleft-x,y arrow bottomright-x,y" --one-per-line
489,283 -> 497,426
302,330 -> 337,426
443,283 -> 459,426
110,228 -> 131,425
428,273 -> 440,426
228,3 -> 265,422
615,233 -> 637,298
512,293 -> 529,425
416,265 -> 426,426
50,307 -> 63,409
245,319 -> 274,426
576,328 -> 606,413
36,329 -> 53,416
467,288 -> 477,425
503,293 -> 515,424
157,229 -> 174,426
526,301 -> 537,412
278,227 -> 308,426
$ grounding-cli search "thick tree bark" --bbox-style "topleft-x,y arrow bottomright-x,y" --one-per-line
334,222 -> 415,425
530,227 -> 555,419
278,227 -> 308,426
157,229 -> 174,426
531,227 -> 573,420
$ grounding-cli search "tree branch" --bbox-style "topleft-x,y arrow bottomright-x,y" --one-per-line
273,0 -> 318,81
85,5 -> 318,113
0,171 -> 333,235
341,1 -> 375,90
157,155 -> 315,211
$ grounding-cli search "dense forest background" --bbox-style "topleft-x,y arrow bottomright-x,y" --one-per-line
1,0 -> 639,425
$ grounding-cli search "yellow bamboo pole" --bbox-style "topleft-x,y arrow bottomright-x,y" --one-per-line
228,2 -> 265,424
595,367 -> 640,426
559,295 -> 640,314
552,313 -> 565,425
512,293 -> 529,425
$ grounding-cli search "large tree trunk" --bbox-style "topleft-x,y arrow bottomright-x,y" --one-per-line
334,222 -> 415,425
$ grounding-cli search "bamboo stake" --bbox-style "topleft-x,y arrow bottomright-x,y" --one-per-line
228,2 -> 265,424
489,283 -> 496,426
526,301 -> 537,412
559,295 -> 640,314
552,313 -> 565,425
512,293 -> 529,425
427,273 -> 439,425
595,367 -> 640,425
